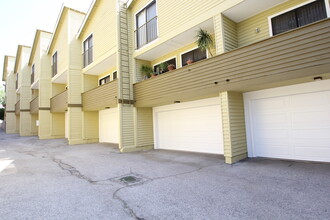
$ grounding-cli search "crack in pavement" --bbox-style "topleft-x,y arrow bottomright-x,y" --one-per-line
52,158 -> 97,184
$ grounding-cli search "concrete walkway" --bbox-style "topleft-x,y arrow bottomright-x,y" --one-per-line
0,130 -> 329,220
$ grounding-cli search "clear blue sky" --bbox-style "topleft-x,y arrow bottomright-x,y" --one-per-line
0,0 -> 93,89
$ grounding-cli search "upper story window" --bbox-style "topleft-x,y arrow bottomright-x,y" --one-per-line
271,0 -> 327,36
113,71 -> 117,80
31,64 -> 35,85
181,48 -> 207,67
136,1 -> 158,49
52,52 -> 58,77
99,75 -> 110,86
83,35 -> 93,67
154,58 -> 176,74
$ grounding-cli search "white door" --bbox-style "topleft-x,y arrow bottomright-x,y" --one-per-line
99,108 -> 119,144
154,97 -> 224,154
244,80 -> 330,162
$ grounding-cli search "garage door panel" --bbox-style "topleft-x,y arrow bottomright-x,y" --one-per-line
154,98 -> 223,155
245,81 -> 330,162
99,108 -> 119,144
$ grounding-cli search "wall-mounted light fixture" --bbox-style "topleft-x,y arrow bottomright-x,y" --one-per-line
174,101 -> 181,103
105,107 -> 110,109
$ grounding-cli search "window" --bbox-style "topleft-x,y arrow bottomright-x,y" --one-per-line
99,75 -> 110,86
113,71 -> 117,80
52,52 -> 57,77
181,48 -> 207,67
136,1 -> 157,49
271,0 -> 327,35
31,64 -> 35,85
154,58 -> 176,74
83,35 -> 93,67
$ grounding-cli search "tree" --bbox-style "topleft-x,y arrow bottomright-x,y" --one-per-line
0,89 -> 5,107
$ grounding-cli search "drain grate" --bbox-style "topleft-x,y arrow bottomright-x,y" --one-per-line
120,175 -> 139,184
110,173 -> 148,185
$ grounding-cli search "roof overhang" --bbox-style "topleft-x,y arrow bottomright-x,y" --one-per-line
52,70 -> 68,84
77,0 -> 98,39
223,0 -> 289,22
29,30 -> 52,66
31,79 -> 39,89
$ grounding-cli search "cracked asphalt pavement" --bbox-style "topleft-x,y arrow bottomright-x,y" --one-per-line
0,130 -> 330,220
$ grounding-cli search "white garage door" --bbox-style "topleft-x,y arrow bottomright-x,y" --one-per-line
244,80 -> 330,162
99,108 -> 119,144
153,97 -> 224,154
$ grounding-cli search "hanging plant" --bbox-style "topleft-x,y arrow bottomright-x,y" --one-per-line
196,28 -> 215,57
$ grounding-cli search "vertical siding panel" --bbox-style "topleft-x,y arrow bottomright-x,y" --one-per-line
136,107 -> 154,147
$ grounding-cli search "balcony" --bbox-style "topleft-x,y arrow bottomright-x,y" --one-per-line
15,100 -> 20,115
50,90 -> 68,113
134,18 -> 330,107
82,79 -> 118,111
30,97 -> 39,115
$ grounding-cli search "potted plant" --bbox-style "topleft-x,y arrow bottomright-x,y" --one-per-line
140,65 -> 155,79
167,64 -> 176,71
196,28 -> 215,57
159,62 -> 168,74
186,58 -> 194,65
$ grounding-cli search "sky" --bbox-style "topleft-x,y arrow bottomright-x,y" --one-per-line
0,0 -> 93,88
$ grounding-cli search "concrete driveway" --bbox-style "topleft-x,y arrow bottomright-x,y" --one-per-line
0,130 -> 329,220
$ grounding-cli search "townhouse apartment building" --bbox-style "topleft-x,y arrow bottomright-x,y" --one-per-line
2,0 -> 330,164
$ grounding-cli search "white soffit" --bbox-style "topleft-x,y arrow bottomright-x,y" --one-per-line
31,79 -> 39,89
136,18 -> 214,61
52,70 -> 68,84
83,53 -> 117,76
223,0 -> 289,22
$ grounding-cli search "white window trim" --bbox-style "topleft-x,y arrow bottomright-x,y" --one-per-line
268,0 -> 330,36
82,33 -> 94,68
179,46 -> 209,68
134,0 -> 159,50
152,56 -> 178,71
99,74 -> 111,85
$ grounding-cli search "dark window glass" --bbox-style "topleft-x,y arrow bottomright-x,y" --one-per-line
272,0 -> 327,35
52,52 -> 57,77
99,75 -> 110,86
136,1 -> 157,49
83,35 -> 93,67
154,58 -> 176,74
113,71 -> 117,80
181,48 -> 207,66
31,64 -> 35,85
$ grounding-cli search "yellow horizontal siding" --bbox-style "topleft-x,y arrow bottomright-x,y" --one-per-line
80,0 -> 117,64
237,0 -> 319,47
133,19 -> 330,107
51,90 -> 68,112
136,107 -> 154,147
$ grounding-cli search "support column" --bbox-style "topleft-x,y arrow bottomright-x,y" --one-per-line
213,14 -> 225,55
5,112 -> 16,134
220,91 -> 248,164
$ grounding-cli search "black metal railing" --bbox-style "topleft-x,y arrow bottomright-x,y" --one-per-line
83,46 -> 93,68
136,16 -> 158,49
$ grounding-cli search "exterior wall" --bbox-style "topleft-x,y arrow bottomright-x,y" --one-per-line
82,111 -> 99,143
5,72 -> 17,113
135,107 -> 154,148
39,110 -> 52,139
67,107 -> 83,144
223,15 -> 238,52
129,0 -> 242,56
236,0 -> 324,47
83,74 -> 98,92
51,113 -> 65,137
5,113 -> 16,134
98,67 -> 117,81
31,114 -> 38,135
49,12 -> 69,76
80,0 -> 118,66
213,14 -> 225,55
220,91 -> 247,164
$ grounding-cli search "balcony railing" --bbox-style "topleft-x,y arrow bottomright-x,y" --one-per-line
83,46 -> 93,68
50,90 -> 68,113
133,18 -> 330,107
136,16 -> 158,49
15,100 -> 20,115
30,96 -> 39,114
82,79 -> 118,111
52,64 -> 57,78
